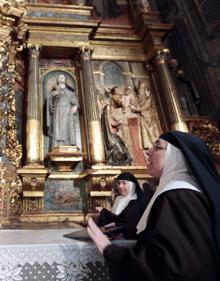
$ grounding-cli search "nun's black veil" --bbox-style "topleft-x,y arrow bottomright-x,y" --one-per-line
117,172 -> 147,214
160,130 -> 220,255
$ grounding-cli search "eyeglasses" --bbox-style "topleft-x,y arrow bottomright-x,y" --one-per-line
152,143 -> 167,151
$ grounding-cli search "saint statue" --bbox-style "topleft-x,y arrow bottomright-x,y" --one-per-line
46,73 -> 79,148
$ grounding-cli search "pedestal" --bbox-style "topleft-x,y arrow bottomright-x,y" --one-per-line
49,146 -> 85,172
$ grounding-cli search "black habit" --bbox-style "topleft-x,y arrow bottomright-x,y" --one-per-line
100,131 -> 220,281
97,199 -> 143,239
104,189 -> 219,281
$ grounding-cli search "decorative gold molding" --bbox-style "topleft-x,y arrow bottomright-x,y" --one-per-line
18,212 -> 86,223
17,166 -> 49,192
90,191 -> 112,197
0,163 -> 23,222
186,117 -> 220,164
22,197 -> 44,213
23,191 -> 44,197
91,41 -> 147,61
26,3 -> 93,13
0,0 -> 27,167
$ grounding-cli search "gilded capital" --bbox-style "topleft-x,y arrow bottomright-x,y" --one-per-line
135,0 -> 151,13
0,0 -> 27,45
0,0 -> 26,18
168,58 -> 178,69
145,62 -> 153,73
155,48 -> 170,64
28,44 -> 41,58
80,45 -> 93,61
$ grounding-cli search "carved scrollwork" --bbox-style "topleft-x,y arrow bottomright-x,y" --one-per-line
9,175 -> 23,216
187,119 -> 220,163
0,163 -> 23,220
0,0 -> 26,223
87,176 -> 115,211
0,0 -> 27,167
0,42 -> 22,167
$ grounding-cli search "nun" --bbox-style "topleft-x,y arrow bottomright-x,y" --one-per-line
96,172 -> 147,239
87,131 -> 220,281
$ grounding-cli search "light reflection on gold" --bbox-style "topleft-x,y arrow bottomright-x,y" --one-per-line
26,119 -> 41,163
23,191 -> 44,197
171,122 -> 188,132
89,120 -> 105,163
90,191 -> 112,197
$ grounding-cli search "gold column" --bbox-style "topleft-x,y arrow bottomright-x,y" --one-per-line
79,46 -> 105,164
153,49 -> 188,132
26,45 -> 42,165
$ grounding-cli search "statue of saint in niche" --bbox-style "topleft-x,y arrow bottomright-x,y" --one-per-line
135,80 -> 161,149
46,73 -> 79,148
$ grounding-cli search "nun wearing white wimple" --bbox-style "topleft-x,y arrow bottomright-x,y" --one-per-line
96,172 -> 147,239
87,131 -> 220,281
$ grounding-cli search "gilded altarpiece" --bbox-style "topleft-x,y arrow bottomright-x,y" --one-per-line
1,0 -> 220,226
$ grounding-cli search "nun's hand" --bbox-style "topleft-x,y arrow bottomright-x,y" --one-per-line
95,206 -> 103,213
87,218 -> 111,253
104,222 -> 116,228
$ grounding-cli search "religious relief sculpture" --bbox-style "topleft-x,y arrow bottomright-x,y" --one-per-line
90,0 -> 121,19
134,0 -> 150,13
135,80 -> 161,149
46,73 -> 79,148
122,85 -> 138,114
101,87 -> 132,166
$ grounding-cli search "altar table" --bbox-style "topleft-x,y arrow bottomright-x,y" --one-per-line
0,228 -> 135,281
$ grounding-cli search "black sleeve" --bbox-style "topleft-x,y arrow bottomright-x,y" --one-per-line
103,190 -> 218,281
97,208 -> 120,227
115,201 -> 142,239
97,201 -> 142,239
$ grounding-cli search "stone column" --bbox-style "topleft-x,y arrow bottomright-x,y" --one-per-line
79,46 -> 105,164
26,45 -> 42,165
153,49 -> 188,132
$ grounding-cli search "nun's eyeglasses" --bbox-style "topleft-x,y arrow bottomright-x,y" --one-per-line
152,143 -> 167,151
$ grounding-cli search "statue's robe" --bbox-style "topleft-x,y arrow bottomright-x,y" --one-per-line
47,85 -> 79,147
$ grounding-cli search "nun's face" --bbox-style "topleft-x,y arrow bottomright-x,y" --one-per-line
146,139 -> 167,178
117,180 -> 131,196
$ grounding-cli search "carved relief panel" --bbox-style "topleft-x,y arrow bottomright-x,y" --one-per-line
92,60 -> 162,167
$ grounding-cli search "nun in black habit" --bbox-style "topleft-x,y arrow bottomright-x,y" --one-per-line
96,172 -> 147,239
87,131 -> 220,281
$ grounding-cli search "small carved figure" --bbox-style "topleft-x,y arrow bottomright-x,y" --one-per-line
121,85 -> 138,114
